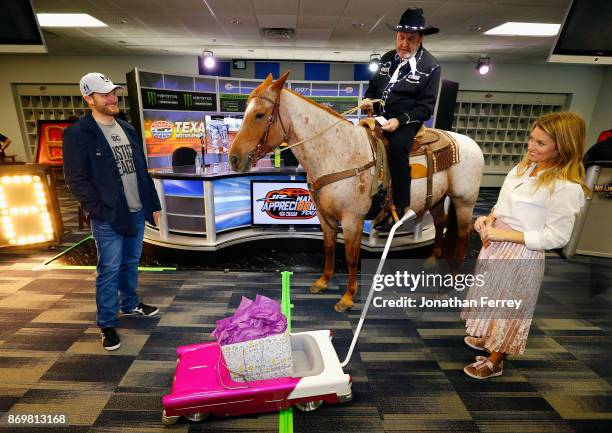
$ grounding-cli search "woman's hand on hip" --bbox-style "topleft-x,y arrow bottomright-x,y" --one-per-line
382,118 -> 400,132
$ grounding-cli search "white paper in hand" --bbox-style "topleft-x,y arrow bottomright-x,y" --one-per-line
375,116 -> 387,126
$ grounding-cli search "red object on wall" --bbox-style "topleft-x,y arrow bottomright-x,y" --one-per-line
597,129 -> 612,143
35,121 -> 74,166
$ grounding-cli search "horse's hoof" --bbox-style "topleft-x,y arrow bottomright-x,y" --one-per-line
334,300 -> 353,312
310,282 -> 327,294
423,256 -> 438,269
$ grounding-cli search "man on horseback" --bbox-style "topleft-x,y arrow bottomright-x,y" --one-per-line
362,8 -> 441,230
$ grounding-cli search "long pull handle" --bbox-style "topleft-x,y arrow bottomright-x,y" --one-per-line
340,209 -> 417,368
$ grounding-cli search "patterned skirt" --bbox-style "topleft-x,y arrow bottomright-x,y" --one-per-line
460,220 -> 545,356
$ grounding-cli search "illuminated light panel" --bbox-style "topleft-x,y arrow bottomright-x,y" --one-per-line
1,177 -> 10,184
37,13 -> 108,28
11,176 -> 22,184
33,176 -> 41,182
21,175 -> 32,183
1,209 -> 8,215
9,239 -> 17,245
34,183 -> 43,190
484,22 -> 560,36
45,234 -> 53,240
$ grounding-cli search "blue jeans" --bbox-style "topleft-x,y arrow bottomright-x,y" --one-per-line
91,210 -> 144,328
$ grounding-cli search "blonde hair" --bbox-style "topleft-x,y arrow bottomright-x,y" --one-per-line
516,111 -> 589,194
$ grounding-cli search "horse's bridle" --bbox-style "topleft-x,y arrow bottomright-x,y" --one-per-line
251,93 -> 289,166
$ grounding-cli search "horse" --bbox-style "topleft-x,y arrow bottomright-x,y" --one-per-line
229,72 -> 484,312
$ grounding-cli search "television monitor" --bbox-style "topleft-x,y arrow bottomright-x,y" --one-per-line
0,0 -> 46,53
548,0 -> 612,64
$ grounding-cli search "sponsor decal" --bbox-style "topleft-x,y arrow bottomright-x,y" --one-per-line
183,93 -> 193,108
174,121 -> 206,139
257,188 -> 317,219
150,120 -> 173,140
293,86 -> 310,95
142,88 -> 216,111
224,83 -> 234,91
145,90 -> 158,106
344,86 -> 354,94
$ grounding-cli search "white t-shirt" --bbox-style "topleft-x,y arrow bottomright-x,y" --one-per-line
493,163 -> 585,251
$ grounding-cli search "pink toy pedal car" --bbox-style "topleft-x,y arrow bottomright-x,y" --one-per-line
162,330 -> 352,425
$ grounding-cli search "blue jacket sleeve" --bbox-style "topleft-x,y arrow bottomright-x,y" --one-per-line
62,128 -> 105,219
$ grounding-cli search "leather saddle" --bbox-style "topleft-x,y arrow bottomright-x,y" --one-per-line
358,120 -> 460,212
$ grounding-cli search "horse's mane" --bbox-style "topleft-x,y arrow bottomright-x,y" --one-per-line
285,89 -> 352,123
247,82 -> 352,124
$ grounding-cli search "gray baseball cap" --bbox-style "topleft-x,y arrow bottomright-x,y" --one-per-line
79,72 -> 123,96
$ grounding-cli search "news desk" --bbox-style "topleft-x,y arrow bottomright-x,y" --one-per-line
146,161 -> 435,252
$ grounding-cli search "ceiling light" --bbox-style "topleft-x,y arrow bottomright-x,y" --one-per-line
202,50 -> 216,69
369,53 -> 381,73
476,57 -> 491,75
37,13 -> 107,28
352,23 -> 365,27
485,22 -> 560,36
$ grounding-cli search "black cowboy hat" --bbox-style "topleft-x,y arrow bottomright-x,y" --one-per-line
387,8 -> 439,35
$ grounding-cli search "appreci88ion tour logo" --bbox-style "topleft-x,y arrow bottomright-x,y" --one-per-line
257,188 -> 317,219
150,120 -> 173,140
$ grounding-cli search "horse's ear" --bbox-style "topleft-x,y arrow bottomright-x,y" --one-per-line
265,73 -> 274,84
271,71 -> 290,91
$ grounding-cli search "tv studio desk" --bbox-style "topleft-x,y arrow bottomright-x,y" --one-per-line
146,163 -> 435,252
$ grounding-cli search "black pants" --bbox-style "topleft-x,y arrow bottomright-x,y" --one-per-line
385,122 -> 421,208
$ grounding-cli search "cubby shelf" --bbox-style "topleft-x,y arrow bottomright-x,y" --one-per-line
451,91 -> 569,175
15,84 -> 130,159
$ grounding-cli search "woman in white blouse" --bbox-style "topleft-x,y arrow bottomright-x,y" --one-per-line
461,111 -> 589,379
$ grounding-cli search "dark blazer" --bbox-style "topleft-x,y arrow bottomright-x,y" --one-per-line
63,114 -> 161,236
365,46 -> 441,125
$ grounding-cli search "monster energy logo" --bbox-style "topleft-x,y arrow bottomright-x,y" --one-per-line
146,90 -> 157,106
183,93 -> 193,108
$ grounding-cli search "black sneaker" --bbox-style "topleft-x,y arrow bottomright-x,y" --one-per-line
101,327 -> 121,351
124,302 -> 159,317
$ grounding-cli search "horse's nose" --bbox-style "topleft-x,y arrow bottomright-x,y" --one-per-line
229,154 -> 240,169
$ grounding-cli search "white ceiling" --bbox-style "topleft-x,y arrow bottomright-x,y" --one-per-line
31,0 -> 572,63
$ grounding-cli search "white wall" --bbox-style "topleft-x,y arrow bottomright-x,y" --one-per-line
0,54 -> 610,161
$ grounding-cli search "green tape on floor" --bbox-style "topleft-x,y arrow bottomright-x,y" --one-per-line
279,271 -> 294,433
43,234 -> 93,265
43,234 -> 176,271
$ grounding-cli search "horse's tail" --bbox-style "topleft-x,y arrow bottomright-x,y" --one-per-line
442,200 -> 460,267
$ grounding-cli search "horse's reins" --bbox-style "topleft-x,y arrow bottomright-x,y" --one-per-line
250,93 -> 384,165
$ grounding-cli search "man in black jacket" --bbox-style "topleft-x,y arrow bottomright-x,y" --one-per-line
63,73 -> 162,351
362,8 -> 441,229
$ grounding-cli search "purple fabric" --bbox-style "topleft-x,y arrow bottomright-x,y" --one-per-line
212,295 -> 287,346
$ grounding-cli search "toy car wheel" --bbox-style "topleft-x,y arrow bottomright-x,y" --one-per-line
161,410 -> 179,426
184,412 -> 209,422
294,400 -> 323,412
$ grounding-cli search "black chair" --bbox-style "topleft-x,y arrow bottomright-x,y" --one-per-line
172,147 -> 197,168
